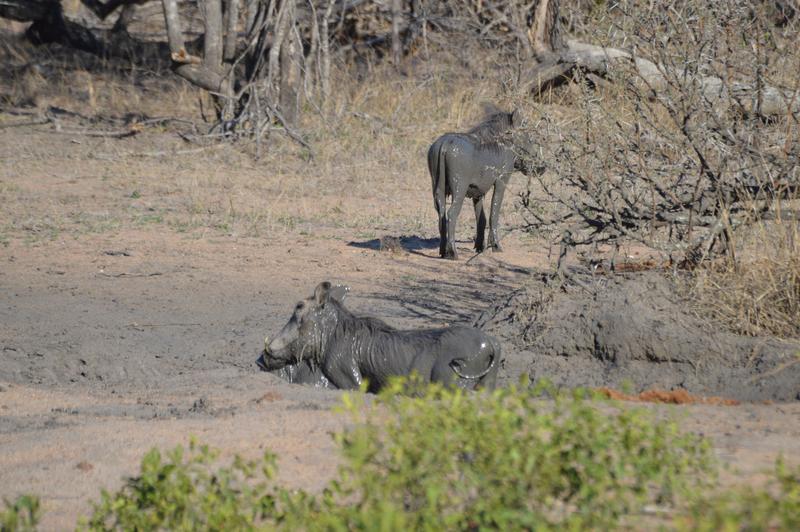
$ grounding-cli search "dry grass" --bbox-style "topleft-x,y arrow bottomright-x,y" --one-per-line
0,35 -> 528,247
683,221 -> 800,339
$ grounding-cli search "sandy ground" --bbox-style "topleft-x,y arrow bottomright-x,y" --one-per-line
1,120 -> 799,530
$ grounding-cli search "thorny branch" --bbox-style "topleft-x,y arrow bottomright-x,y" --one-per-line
518,0 -> 798,269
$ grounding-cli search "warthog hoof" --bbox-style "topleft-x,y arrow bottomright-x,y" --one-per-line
490,243 -> 503,253
442,249 -> 458,260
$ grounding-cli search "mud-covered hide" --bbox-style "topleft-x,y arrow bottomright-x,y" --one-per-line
265,360 -> 332,389
262,282 -> 501,392
428,109 -> 540,260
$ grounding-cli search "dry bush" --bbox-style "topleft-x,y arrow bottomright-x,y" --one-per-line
522,0 -> 799,261
511,0 -> 800,337
682,223 -> 800,338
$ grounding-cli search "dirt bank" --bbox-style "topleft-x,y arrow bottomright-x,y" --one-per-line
475,271 -> 800,402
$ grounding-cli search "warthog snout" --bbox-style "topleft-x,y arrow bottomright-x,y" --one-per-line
256,336 -> 284,371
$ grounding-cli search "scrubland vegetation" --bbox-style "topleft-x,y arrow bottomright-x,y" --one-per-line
3,380 -> 799,530
1,0 -> 799,529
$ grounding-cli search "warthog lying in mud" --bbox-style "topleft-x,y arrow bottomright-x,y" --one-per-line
257,282 -> 500,392
259,357 -> 333,388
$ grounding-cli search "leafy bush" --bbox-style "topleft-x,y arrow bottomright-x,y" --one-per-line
2,379 -> 785,530
0,495 -> 39,532
82,380 -> 717,530
83,441 -> 280,531
681,459 -> 800,532
325,380 -> 715,530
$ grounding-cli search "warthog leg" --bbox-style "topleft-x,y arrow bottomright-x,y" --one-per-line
437,204 -> 447,257
445,188 -> 467,259
449,353 -> 496,380
473,197 -> 487,252
488,181 -> 507,252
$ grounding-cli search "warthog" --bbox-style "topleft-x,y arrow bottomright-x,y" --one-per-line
258,356 -> 333,388
258,282 -> 500,391
428,108 -> 539,259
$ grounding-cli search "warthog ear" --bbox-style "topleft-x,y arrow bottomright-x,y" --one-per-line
314,281 -> 332,305
330,284 -> 350,303
511,108 -> 523,127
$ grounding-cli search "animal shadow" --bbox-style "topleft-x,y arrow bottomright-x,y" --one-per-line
348,234 -> 439,253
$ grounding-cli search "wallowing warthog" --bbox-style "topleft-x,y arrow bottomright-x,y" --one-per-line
257,282 -> 500,392
428,108 -> 541,259
257,356 -> 333,388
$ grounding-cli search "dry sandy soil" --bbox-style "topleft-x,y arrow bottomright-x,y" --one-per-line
1,117 -> 799,530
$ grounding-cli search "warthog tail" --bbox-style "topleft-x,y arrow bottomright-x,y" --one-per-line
428,138 -> 447,211
449,351 -> 497,380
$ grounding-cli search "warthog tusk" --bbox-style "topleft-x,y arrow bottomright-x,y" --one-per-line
264,336 -> 270,353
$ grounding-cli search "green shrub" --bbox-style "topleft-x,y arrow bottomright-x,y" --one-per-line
11,380 -> 800,530
83,440 -> 280,531
82,379 -> 716,530
0,495 -> 40,532
681,459 -> 800,531
325,379 -> 715,530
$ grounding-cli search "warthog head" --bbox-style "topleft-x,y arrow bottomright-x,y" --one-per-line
256,282 -> 350,371
486,108 -> 545,177
510,128 -> 545,178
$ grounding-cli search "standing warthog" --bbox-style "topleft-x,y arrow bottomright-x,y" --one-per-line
258,282 -> 500,392
428,108 -> 539,259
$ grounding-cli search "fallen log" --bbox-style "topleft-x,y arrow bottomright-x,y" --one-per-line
525,40 -> 800,118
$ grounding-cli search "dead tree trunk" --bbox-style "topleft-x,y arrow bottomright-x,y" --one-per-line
319,0 -> 336,114
1,0 -> 104,55
161,0 -> 227,97
80,0 -> 146,25
279,23 -> 302,126
528,0 -> 564,59
391,0 -> 403,67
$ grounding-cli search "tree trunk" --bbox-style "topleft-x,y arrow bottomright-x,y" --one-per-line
161,0 -> 230,97
528,0 -> 564,59
280,21 -> 302,126
223,0 -> 240,62
0,0 -> 105,55
320,0 -> 335,114
80,0 -> 143,22
202,0 -> 224,71
391,0 -> 402,67
111,2 -> 139,32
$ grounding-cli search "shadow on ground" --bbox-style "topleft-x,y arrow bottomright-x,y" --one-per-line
347,234 -> 439,252
360,257 -> 527,326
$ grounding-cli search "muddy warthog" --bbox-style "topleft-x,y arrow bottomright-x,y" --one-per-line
255,286 -> 352,389
258,282 -> 500,392
428,108 -> 540,259
257,355 -> 333,388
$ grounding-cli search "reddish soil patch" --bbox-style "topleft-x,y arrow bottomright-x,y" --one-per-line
596,387 -> 741,406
